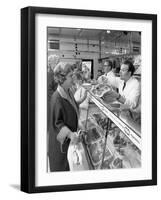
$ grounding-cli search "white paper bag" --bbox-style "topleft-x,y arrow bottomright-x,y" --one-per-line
67,142 -> 89,171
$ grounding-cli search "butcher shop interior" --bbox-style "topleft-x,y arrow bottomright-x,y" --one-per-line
47,27 -> 141,172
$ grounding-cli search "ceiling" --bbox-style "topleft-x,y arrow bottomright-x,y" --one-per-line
48,27 -> 141,44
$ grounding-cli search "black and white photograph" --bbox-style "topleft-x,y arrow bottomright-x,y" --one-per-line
21,6 -> 157,193
47,27 -> 141,172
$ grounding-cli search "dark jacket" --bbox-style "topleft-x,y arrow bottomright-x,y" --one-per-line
47,70 -> 58,131
48,90 -> 79,172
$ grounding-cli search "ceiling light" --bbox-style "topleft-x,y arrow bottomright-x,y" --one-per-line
106,30 -> 111,34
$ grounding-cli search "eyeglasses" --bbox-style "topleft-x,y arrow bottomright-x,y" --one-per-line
120,68 -> 129,72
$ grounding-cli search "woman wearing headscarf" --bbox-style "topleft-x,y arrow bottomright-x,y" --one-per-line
48,62 -> 80,172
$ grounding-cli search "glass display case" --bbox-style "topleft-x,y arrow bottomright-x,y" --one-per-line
80,90 -> 141,170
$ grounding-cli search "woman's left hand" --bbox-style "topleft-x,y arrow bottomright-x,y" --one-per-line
69,132 -> 80,144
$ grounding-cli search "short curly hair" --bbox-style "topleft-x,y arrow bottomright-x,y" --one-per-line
54,62 -> 74,85
48,54 -> 60,71
72,71 -> 84,81
104,60 -> 113,70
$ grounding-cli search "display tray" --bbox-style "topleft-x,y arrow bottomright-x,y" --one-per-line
84,127 -> 102,144
107,134 -> 141,168
86,142 -> 102,166
84,135 -> 115,168
81,117 -> 103,144
90,112 -> 108,132
81,107 -> 141,170
91,84 -> 112,98
98,139 -> 113,159
111,157 -> 123,168
81,118 -> 96,130
101,156 -> 114,169
83,132 -> 137,169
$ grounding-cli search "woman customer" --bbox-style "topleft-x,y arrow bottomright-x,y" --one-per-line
48,62 -> 80,172
47,54 -> 60,131
72,71 -> 88,108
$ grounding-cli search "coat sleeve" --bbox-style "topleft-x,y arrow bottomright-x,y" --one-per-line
52,98 -> 71,144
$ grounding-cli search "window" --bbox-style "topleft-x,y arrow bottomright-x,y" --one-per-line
48,40 -> 60,50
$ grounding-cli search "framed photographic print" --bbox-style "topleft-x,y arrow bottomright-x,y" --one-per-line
21,6 -> 157,193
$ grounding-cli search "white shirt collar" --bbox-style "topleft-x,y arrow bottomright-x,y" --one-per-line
125,76 -> 134,85
105,70 -> 113,76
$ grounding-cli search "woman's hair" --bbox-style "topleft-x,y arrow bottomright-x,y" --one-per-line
104,60 -> 113,70
54,62 -> 73,85
73,71 -> 84,81
48,54 -> 60,71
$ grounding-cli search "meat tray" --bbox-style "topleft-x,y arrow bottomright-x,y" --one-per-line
86,139 -> 113,168
86,142 -> 103,166
84,126 -> 102,144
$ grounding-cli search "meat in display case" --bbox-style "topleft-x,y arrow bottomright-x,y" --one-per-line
80,90 -> 141,170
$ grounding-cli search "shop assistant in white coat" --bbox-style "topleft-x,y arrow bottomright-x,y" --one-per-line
103,60 -> 141,112
97,60 -> 116,85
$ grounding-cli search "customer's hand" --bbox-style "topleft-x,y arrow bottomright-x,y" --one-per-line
69,132 -> 80,144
